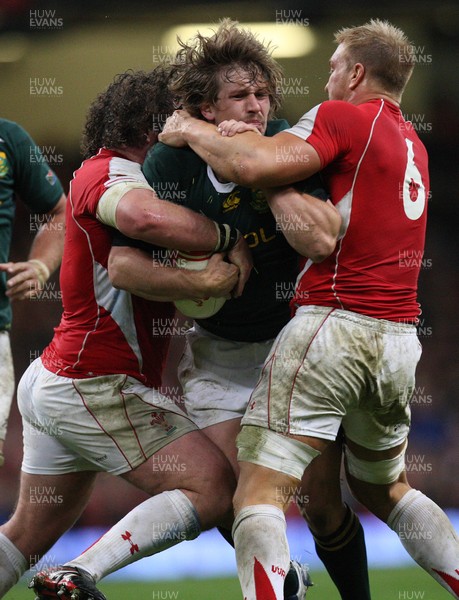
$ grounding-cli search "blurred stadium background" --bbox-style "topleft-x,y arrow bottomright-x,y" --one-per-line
1,0 -> 458,598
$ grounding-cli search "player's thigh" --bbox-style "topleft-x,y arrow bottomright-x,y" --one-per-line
344,438 -> 410,521
202,417 -> 242,477
121,428 -> 236,498
341,326 -> 420,519
1,470 -> 96,559
0,331 -> 14,463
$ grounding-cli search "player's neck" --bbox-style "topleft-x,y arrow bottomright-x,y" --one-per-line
213,169 -> 231,184
113,145 -> 149,164
348,89 -> 401,107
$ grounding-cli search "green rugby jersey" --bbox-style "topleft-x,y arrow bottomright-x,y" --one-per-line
0,119 -> 64,329
143,120 -> 325,342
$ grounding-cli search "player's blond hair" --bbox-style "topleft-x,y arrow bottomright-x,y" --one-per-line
335,19 -> 415,97
169,18 -> 283,118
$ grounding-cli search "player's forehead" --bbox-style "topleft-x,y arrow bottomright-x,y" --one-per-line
329,44 -> 348,67
217,66 -> 268,95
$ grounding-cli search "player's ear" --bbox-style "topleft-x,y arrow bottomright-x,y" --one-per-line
200,103 -> 216,123
349,63 -> 365,90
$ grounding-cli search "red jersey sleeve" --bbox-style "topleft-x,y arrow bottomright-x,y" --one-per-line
286,101 -> 356,167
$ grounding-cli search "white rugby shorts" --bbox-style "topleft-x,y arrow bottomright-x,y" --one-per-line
242,306 -> 422,451
18,358 -> 197,475
178,324 -> 274,429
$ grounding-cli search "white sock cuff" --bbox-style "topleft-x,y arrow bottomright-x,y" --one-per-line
163,490 -> 201,540
0,532 -> 28,575
232,504 -> 286,539
387,488 -> 423,530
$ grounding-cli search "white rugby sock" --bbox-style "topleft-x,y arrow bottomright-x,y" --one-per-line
0,532 -> 28,596
69,490 -> 200,582
388,489 -> 459,598
233,505 -> 290,600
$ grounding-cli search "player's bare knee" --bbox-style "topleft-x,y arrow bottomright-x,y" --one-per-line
300,492 -> 346,535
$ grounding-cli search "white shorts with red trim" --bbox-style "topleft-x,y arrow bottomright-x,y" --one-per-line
18,358 -> 197,475
241,305 -> 422,451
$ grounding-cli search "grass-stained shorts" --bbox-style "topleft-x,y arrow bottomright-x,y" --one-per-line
240,306 -> 422,466
19,358 -> 197,475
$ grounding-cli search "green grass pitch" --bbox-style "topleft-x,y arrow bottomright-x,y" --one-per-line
4,569 -> 454,599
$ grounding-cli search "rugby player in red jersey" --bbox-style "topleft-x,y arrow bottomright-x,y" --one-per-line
160,19 -> 459,600
0,67 -> 252,599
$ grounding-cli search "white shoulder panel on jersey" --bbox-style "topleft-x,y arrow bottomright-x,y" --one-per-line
104,156 -> 151,188
284,103 -> 321,140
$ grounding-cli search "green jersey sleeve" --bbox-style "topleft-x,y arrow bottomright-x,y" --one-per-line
0,119 -> 64,330
0,119 -> 64,213
143,143 -> 202,207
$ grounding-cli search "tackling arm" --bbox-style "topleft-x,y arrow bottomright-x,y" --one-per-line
115,188 -> 221,251
266,187 -> 341,262
112,188 -> 252,293
159,110 -> 322,188
108,246 -> 239,302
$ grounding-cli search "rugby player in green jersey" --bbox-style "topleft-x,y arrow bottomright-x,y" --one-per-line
0,119 -> 66,467
36,21 -> 369,600
121,20 -> 370,600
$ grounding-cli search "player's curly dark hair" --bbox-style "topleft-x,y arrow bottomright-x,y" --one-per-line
169,18 -> 283,119
81,66 -> 176,158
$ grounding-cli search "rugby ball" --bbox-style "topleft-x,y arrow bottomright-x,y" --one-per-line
173,250 -> 227,318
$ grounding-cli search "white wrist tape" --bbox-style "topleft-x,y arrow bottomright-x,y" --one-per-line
28,259 -> 50,284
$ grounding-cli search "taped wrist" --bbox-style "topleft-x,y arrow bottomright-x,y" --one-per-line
28,259 -> 50,285
214,222 -> 242,253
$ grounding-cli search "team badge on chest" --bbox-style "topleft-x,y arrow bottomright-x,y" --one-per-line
0,152 -> 9,178
222,189 -> 241,212
250,189 -> 269,213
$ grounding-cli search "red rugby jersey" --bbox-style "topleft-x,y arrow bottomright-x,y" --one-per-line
286,99 -> 429,322
42,149 -> 175,387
